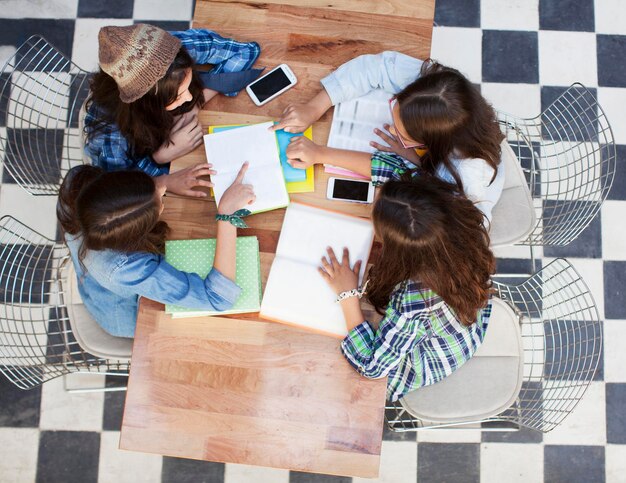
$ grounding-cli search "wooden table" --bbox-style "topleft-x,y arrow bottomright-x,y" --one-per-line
120,0 -> 435,478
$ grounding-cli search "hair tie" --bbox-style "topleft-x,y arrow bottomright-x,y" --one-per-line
215,208 -> 251,228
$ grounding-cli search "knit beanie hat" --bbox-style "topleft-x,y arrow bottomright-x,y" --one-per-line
98,24 -> 182,103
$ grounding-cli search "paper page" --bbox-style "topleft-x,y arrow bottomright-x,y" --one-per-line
203,122 -> 289,213
327,89 -> 393,154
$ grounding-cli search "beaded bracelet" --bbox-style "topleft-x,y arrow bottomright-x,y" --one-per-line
215,208 -> 252,228
335,280 -> 369,303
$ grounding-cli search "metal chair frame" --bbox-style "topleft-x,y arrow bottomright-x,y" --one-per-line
386,258 -> 602,433
0,35 -> 90,195
0,215 -> 129,392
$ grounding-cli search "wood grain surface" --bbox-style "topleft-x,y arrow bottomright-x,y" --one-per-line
120,0 -> 434,477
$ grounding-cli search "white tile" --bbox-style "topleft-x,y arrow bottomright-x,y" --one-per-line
538,31 -> 597,87
353,440 -> 417,483
0,0 -> 77,18
482,83 -> 541,119
132,0 -> 193,21
493,243 -> 542,260
430,27 -> 482,84
480,0 -> 539,31
99,431 -> 162,483
0,427 -> 39,483
0,184 -> 59,240
417,427 -> 482,443
564,257 -> 605,321
480,442 -> 543,483
603,320 -> 626,383
39,373 -> 105,431
0,46 -> 17,69
543,381 -> 606,445
595,0 -> 626,34
72,19 -> 133,72
597,87 -> 626,145
224,463 -> 289,483
602,201 -> 626,260
606,444 -> 626,483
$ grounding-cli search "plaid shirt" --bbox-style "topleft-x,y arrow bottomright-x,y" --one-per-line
341,280 -> 491,402
84,29 -> 261,176
370,151 -> 420,186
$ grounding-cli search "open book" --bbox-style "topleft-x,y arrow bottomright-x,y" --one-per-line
326,89 -> 393,179
165,236 -> 261,318
203,121 -> 289,214
260,203 -> 374,338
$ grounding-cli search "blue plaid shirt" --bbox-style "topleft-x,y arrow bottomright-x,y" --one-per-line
341,280 -> 491,401
84,29 -> 261,176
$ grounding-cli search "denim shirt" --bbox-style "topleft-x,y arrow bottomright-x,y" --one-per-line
321,51 -> 505,222
65,234 -> 241,338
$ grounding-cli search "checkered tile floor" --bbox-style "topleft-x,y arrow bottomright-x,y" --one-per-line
0,0 -> 624,482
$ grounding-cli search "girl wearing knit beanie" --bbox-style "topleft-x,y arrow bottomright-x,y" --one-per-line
84,24 -> 260,198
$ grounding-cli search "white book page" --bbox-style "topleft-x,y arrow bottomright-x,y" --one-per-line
203,121 -> 289,213
327,89 -> 393,154
260,203 -> 374,336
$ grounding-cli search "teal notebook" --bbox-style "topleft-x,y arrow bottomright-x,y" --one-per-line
164,236 -> 261,318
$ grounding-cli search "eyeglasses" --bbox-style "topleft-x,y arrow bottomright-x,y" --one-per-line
388,97 -> 426,149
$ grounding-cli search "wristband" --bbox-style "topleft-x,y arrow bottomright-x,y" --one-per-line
335,280 -> 369,303
215,208 -> 252,228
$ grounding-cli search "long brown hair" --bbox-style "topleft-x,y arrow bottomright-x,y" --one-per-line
85,47 -> 205,158
397,60 -> 504,192
57,165 -> 169,264
367,178 -> 495,325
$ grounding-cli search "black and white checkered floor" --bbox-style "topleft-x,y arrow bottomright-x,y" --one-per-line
0,0 -> 625,481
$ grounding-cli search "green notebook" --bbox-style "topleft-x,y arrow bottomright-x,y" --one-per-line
165,236 -> 261,318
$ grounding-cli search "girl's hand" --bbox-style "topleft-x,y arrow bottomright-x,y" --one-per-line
272,102 -> 320,133
370,124 -> 422,165
318,247 -> 362,295
160,163 -> 215,198
286,136 -> 326,169
218,162 -> 256,214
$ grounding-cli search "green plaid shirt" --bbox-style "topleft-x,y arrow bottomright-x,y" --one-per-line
341,280 -> 491,401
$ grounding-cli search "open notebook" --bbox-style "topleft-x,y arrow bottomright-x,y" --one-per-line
260,203 -> 374,338
326,89 -> 393,179
203,121 -> 290,214
165,236 -> 261,318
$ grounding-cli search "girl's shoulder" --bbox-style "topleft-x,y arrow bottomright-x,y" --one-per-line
390,279 -> 445,316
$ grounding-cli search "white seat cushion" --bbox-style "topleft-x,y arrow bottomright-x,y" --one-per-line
490,141 -> 536,247
399,298 -> 523,423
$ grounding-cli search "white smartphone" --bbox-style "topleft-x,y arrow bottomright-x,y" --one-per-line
326,177 -> 375,204
246,64 -> 297,106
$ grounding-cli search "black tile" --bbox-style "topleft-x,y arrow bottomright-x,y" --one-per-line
37,430 -> 100,483
606,383 -> 626,444
434,0 -> 480,27
0,73 -> 11,127
78,0 -> 134,18
289,472 -> 351,483
0,243 -> 53,304
2,128 -> 64,185
604,261 -> 626,319
383,406 -> 418,441
102,375 -> 128,431
495,257 -> 541,276
0,371 -> 41,427
161,457 -> 225,483
543,211 -> 602,258
482,30 -> 538,84
544,320 -> 604,381
506,139 -> 542,196
134,20 -> 191,32
539,0 -> 595,32
494,259 -> 543,318
606,145 -> 626,201
0,19 -> 75,63
544,445 -> 605,483
417,443 -> 479,483
540,85 -> 599,142
598,35 -> 626,88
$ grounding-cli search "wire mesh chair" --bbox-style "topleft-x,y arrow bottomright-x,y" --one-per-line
386,258 -> 602,433
0,35 -> 90,195
0,215 -> 129,391
498,83 -> 616,246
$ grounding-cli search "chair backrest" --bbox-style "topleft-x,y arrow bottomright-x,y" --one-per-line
490,140 -> 536,247
0,215 -> 126,389
498,83 -> 616,246
0,36 -> 90,196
